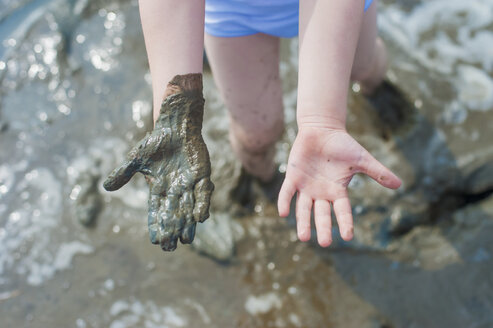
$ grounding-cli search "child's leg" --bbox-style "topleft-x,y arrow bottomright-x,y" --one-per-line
205,33 -> 284,182
351,0 -> 387,94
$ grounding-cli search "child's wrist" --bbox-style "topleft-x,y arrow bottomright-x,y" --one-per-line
297,113 -> 346,131
155,73 -> 205,133
162,73 -> 203,100
296,97 -> 347,130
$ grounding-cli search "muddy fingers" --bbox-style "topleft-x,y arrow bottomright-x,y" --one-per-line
148,194 -> 161,245
157,193 -> 181,251
193,177 -> 214,222
179,191 -> 196,244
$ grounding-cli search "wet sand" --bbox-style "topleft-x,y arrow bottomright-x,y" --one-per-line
1,0 -> 493,327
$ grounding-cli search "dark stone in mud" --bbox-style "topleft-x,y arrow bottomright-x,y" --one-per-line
191,212 -> 244,262
0,121 -> 7,133
0,112 -> 7,133
383,195 -> 430,236
74,168 -> 102,227
463,160 -> 493,195
103,74 -> 214,251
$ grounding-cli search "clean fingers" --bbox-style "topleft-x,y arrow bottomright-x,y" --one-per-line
296,193 -> 312,242
314,200 -> 332,247
278,179 -> 296,217
333,197 -> 354,241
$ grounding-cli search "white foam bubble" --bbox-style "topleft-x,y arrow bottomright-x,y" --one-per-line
456,65 -> 493,112
108,299 -> 187,328
53,241 -> 94,272
245,292 -> 282,315
442,100 -> 468,125
184,299 -> 211,324
0,165 -> 15,198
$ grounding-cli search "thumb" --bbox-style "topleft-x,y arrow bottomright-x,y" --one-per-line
359,151 -> 402,189
103,159 -> 140,191
103,133 -> 158,191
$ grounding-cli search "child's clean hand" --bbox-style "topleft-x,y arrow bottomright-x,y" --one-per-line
278,126 -> 401,246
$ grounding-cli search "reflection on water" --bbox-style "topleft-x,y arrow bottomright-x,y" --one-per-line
1,0 -> 493,327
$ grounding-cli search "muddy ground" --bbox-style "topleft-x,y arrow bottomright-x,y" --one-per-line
1,0 -> 493,327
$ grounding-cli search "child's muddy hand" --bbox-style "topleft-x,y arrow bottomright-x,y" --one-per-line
103,73 -> 214,251
277,127 -> 401,247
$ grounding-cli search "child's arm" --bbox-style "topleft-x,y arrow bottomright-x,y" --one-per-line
297,0 -> 361,125
139,0 -> 205,120
278,0 -> 401,246
104,1 -> 215,251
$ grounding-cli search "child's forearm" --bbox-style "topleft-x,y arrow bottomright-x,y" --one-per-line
297,0 -> 364,129
138,0 -> 205,121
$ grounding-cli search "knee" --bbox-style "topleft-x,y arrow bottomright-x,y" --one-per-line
351,38 -> 387,83
351,53 -> 375,83
230,116 -> 284,154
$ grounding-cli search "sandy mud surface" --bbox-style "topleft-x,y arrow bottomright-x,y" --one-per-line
1,0 -> 493,327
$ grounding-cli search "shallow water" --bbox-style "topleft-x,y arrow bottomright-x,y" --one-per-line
1,0 -> 493,327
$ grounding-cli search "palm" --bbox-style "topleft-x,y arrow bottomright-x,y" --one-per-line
288,130 -> 365,198
278,127 -> 401,246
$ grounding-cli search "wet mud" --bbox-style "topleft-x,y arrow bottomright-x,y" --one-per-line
1,0 -> 493,327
